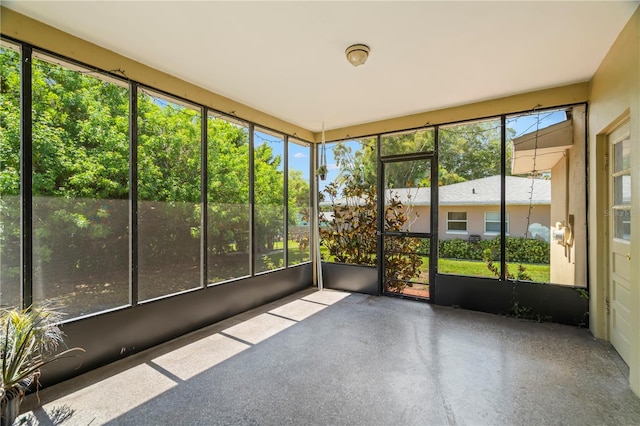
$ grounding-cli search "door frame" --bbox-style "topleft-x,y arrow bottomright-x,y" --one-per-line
605,118 -> 632,362
594,113 -> 631,341
377,147 -> 438,301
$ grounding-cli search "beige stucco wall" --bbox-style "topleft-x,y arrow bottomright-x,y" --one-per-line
588,6 -> 640,395
409,205 -> 550,242
549,104 -> 587,286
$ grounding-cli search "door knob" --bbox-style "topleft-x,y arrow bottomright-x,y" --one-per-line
626,253 -> 631,260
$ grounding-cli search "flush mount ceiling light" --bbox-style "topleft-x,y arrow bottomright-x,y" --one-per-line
345,44 -> 370,67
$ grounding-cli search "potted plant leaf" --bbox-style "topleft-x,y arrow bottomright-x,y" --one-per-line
317,123 -> 328,181
1,306 -> 84,426
316,164 -> 328,181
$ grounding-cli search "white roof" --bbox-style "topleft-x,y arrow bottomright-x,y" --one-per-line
387,175 -> 551,206
322,175 -> 551,207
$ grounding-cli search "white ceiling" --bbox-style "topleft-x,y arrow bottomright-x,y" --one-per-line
4,1 -> 638,132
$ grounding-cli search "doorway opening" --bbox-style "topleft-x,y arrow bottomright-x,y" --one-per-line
380,153 -> 436,300
606,119 -> 632,365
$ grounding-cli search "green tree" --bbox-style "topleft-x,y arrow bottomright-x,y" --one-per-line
0,48 -> 21,197
0,48 -> 310,308
208,118 -> 251,255
320,173 -> 422,292
31,58 -> 130,199
0,47 -> 22,305
137,92 -> 201,203
254,140 -> 284,253
379,130 -> 433,188
438,121 -> 509,181
337,121 -> 514,190
288,169 -> 309,224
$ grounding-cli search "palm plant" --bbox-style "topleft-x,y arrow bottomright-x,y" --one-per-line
1,306 -> 84,425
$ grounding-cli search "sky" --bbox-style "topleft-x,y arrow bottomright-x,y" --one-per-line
254,129 -> 310,181
314,109 -> 568,191
148,91 -> 568,192
152,95 -> 566,192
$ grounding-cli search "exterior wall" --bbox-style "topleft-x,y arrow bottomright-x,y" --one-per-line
410,205 -> 550,241
504,205 -> 550,240
549,104 -> 587,286
588,7 -> 640,395
406,205 -> 431,233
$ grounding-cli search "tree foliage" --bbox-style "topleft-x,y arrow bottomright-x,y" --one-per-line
382,200 -> 424,293
380,130 -> 433,188
335,121 -> 514,190
320,143 -> 423,293
320,181 -> 377,266
438,237 -> 550,264
0,48 -> 309,309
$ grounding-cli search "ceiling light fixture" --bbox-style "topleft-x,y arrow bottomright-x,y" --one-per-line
345,44 -> 370,67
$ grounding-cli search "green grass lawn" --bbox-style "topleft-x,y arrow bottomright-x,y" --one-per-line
437,258 -> 550,282
320,246 -> 550,282
258,241 -> 310,270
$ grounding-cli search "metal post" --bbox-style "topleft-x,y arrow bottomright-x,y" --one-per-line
500,115 -> 507,281
430,127 -> 439,299
283,136 -> 289,268
201,107 -> 208,288
314,141 -> 323,291
20,45 -> 33,309
129,83 -> 139,305
376,135 -> 384,295
248,124 -> 255,276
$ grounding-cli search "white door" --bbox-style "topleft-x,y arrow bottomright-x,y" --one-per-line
608,120 -> 632,365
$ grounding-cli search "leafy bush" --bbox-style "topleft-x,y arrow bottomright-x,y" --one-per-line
437,236 -> 549,264
320,182 -> 377,266
319,177 -> 422,293
436,238 -> 478,260
504,237 -> 549,264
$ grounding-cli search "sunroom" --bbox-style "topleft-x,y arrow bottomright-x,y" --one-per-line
1,1 -> 640,423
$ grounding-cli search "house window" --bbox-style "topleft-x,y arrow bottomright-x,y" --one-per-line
447,212 -> 467,232
485,211 -> 508,234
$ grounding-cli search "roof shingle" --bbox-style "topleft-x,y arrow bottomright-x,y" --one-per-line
387,175 -> 550,206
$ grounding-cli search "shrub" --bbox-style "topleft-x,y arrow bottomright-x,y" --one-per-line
319,179 -> 422,293
504,237 -> 549,263
437,236 -> 549,264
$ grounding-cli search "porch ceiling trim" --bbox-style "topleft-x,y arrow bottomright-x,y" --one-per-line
511,119 -> 573,175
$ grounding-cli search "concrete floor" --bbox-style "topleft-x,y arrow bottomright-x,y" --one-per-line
17,289 -> 640,426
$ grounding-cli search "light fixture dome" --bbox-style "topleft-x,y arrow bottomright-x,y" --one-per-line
345,44 -> 370,67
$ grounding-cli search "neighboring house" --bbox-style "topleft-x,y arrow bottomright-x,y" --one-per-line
321,175 -> 551,241
390,175 -> 551,242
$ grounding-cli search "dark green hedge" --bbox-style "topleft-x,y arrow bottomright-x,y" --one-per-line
435,237 -> 550,264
